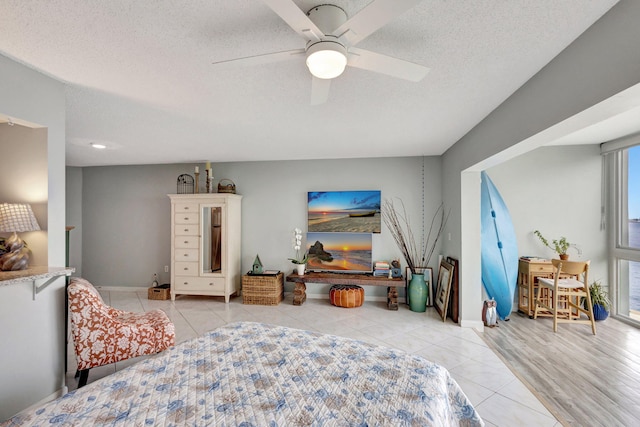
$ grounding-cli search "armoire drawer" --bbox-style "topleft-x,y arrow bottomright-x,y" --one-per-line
175,224 -> 199,236
174,262 -> 198,276
174,276 -> 225,291
174,203 -> 199,213
174,236 -> 198,249
175,212 -> 198,224
175,249 -> 198,261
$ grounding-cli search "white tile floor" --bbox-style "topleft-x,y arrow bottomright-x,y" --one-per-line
66,291 -> 562,427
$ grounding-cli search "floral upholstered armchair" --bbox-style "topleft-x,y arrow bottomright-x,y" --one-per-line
68,277 -> 175,387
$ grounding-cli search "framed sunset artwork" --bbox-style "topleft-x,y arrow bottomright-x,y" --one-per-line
306,232 -> 372,273
307,190 -> 381,233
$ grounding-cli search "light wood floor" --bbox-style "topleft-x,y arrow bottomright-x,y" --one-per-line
479,312 -> 640,426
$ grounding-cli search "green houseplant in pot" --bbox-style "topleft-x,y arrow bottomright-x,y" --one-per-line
588,280 -> 611,321
533,230 -> 580,260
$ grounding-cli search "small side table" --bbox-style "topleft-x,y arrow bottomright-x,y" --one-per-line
518,258 -> 554,316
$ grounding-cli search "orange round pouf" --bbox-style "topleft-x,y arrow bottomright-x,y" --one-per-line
329,285 -> 364,308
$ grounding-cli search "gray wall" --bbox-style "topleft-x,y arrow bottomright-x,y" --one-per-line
0,54 -> 67,420
66,167 -> 83,276
71,156 -> 442,298
442,0 -> 640,327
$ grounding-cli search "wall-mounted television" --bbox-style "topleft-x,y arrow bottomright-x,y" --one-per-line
308,190 -> 381,233
306,232 -> 372,273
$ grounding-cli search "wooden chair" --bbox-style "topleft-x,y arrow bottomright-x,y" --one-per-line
68,277 -> 175,387
533,259 -> 596,334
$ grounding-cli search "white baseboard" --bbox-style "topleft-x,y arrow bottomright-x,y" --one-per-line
99,288 -> 408,304
300,292 -> 406,304
460,319 -> 484,330
95,285 -> 149,292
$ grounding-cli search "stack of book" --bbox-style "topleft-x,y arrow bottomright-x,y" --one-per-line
373,261 -> 390,277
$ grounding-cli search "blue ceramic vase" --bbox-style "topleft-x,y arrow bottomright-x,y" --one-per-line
408,273 -> 428,312
593,303 -> 609,321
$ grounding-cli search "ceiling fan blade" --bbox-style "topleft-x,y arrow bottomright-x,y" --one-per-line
348,47 -> 429,82
334,0 -> 425,46
212,49 -> 305,69
262,0 -> 324,42
310,76 -> 331,105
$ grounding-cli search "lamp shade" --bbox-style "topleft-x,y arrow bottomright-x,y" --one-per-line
306,41 -> 348,80
0,203 -> 41,233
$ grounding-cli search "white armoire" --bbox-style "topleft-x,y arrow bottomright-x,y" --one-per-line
168,193 -> 242,302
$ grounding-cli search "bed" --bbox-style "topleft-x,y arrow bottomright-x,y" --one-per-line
3,322 -> 484,426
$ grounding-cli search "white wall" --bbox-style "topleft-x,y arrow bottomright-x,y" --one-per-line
72,156 -> 442,299
442,0 -> 640,328
487,144 -> 607,287
0,125 -> 48,265
0,54 -> 66,420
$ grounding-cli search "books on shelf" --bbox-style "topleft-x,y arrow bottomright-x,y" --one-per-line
373,261 -> 390,277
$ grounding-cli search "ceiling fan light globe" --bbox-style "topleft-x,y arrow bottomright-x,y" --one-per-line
306,41 -> 347,80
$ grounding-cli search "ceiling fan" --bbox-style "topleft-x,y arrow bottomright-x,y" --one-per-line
213,0 -> 430,105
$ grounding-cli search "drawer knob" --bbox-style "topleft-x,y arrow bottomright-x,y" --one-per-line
183,282 -> 188,285
184,217 -> 189,220
183,254 -> 188,257
209,282 -> 214,286
183,207 -> 190,210
184,240 -> 189,244
183,267 -> 188,270
183,228 -> 189,232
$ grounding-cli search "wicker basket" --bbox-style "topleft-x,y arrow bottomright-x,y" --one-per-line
148,284 -> 171,300
242,273 -> 284,305
218,179 -> 236,194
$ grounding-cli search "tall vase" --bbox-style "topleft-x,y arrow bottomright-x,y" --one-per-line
408,273 -> 428,312
296,263 -> 306,275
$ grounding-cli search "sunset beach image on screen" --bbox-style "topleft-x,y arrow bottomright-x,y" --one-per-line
306,232 -> 372,273
307,191 -> 381,233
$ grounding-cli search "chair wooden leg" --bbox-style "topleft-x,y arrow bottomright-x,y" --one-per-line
78,369 -> 89,388
587,302 -> 597,335
552,292 -> 558,333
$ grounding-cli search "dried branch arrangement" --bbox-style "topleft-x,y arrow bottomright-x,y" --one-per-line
381,199 -> 450,274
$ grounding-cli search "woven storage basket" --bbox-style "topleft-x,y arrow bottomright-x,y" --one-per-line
218,179 -> 236,194
242,273 -> 284,305
148,284 -> 171,300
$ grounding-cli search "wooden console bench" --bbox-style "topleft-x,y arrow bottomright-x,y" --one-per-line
285,271 -> 404,310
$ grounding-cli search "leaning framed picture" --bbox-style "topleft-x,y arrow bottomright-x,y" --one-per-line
405,267 -> 433,306
435,260 -> 454,321
446,257 -> 459,323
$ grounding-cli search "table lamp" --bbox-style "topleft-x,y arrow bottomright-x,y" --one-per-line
0,203 -> 41,271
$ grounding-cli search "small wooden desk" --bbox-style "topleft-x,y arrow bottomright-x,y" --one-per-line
285,271 -> 404,310
517,258 -> 556,317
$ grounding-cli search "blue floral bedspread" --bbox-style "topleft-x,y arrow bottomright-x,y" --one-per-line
4,322 -> 484,426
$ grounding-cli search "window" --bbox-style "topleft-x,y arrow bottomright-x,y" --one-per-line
611,144 -> 640,323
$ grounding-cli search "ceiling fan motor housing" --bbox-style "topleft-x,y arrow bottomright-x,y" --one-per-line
306,4 -> 347,36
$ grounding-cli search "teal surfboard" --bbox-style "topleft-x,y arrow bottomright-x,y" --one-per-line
481,171 -> 518,320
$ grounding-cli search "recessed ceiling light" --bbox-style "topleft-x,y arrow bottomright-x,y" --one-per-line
90,143 -> 106,149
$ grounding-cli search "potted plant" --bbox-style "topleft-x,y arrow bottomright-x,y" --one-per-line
588,280 -> 611,321
533,230 -> 580,260
381,199 -> 449,312
288,228 -> 308,275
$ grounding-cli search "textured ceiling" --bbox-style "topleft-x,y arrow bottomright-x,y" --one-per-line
0,0 -> 618,166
